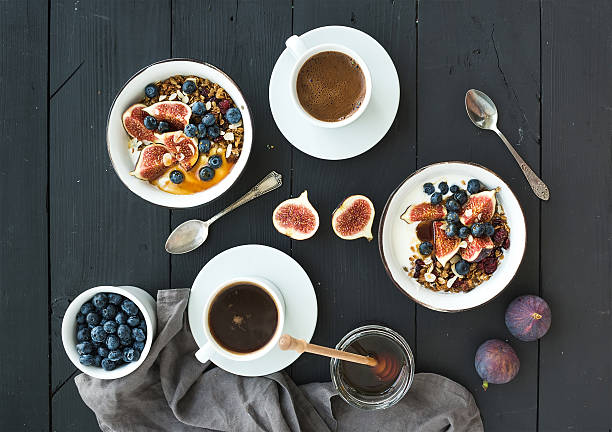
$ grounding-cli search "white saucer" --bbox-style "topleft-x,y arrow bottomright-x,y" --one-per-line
269,26 -> 400,160
188,244 -> 317,376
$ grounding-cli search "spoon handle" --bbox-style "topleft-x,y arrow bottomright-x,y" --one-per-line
207,171 -> 283,224
494,129 -> 550,200
278,334 -> 377,367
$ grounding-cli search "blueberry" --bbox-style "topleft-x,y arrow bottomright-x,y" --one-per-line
132,327 -> 146,342
419,241 -> 433,256
76,341 -> 94,355
115,312 -> 127,325
92,293 -> 108,309
197,123 -> 207,139
117,324 -> 131,340
103,320 -> 118,334
450,185 -> 459,193
201,113 -> 216,126
198,138 -> 211,154
208,155 -> 222,169
123,347 -> 141,363
445,199 -> 460,212
423,182 -> 435,195
192,101 -> 206,116
106,335 -> 120,350
77,323 -> 88,331
446,211 -> 459,224
458,226 -> 471,239
79,354 -> 96,366
169,170 -> 184,184
182,80 -> 196,94
438,182 -> 449,194
101,358 -> 117,371
86,312 -> 100,326
225,107 -> 241,124
455,260 -> 470,276
98,346 -> 109,357
485,223 -> 495,237
101,304 -> 117,320
471,223 -> 485,238
76,313 -> 86,324
199,166 -> 215,181
80,302 -> 95,315
144,84 -> 159,98
430,192 -> 443,205
93,355 -> 102,367
91,326 -> 108,343
144,115 -> 158,130
157,121 -> 170,133
207,125 -> 220,138
121,300 -> 139,316
126,316 -> 140,327
138,320 -> 147,330
454,190 -> 468,205
133,341 -> 145,351
108,350 -> 123,362
184,123 -> 197,138
108,293 -> 123,305
446,223 -> 459,237
467,179 -> 481,194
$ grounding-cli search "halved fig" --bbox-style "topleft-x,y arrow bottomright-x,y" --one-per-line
433,221 -> 461,266
122,103 -> 157,142
272,191 -> 319,240
332,195 -> 375,241
460,235 -> 495,262
460,190 -> 497,226
401,202 -> 447,224
131,144 -> 176,181
143,101 -> 191,130
157,131 -> 199,170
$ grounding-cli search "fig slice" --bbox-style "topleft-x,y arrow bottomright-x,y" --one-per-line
131,144 -> 176,181
143,101 -> 192,130
460,235 -> 495,262
122,103 -> 157,142
272,190 -> 319,240
459,189 -> 497,226
332,195 -> 375,241
433,221 -> 461,267
401,202 -> 447,224
157,131 -> 199,171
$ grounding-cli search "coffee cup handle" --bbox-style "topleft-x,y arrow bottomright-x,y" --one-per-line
285,35 -> 308,59
195,342 -> 213,363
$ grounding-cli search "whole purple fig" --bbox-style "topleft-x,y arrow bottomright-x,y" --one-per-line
474,339 -> 519,390
505,295 -> 551,341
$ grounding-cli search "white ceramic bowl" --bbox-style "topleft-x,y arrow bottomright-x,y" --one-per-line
107,59 -> 253,208
379,162 -> 526,312
62,285 -> 157,379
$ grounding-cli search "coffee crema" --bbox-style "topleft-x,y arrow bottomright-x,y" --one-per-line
296,51 -> 366,122
208,282 -> 278,354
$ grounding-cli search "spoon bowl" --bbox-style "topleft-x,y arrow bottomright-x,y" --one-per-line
165,220 -> 209,254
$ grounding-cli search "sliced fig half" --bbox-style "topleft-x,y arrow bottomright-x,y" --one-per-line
157,131 -> 199,170
460,235 -> 495,262
332,195 -> 375,241
272,191 -> 319,240
460,189 -> 497,226
143,101 -> 191,130
401,202 -> 447,224
131,144 -> 176,181
433,221 -> 461,266
122,103 -> 157,142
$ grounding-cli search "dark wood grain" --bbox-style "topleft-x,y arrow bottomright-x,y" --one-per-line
0,1 -> 49,430
49,1 -> 171,430
415,2 -> 541,430
540,1 -> 611,430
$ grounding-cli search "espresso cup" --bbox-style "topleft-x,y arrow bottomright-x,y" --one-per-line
195,276 -> 285,363
285,35 -> 372,128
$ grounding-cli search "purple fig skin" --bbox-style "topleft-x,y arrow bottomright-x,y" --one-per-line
505,295 -> 551,342
474,339 -> 520,390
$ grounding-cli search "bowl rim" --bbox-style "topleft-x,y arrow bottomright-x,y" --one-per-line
61,285 -> 155,379
106,57 -> 253,208
377,161 -> 527,313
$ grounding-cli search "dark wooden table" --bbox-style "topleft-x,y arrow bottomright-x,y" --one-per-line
2,1 -> 610,430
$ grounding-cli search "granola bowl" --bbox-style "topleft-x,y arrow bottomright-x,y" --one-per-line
379,162 -> 526,312
107,59 -> 253,208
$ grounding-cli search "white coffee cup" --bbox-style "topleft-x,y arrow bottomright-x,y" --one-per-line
285,35 -> 372,128
195,276 -> 285,363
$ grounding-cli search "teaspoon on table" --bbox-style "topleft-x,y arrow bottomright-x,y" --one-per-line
165,171 -> 283,254
465,89 -> 550,200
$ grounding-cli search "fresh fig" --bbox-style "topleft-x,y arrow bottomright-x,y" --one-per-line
505,295 -> 551,341
131,144 -> 176,181
157,131 -> 199,170
122,103 -> 157,142
460,235 -> 495,262
433,221 -> 461,266
400,202 -> 447,224
332,195 -> 375,241
143,101 -> 192,130
272,191 -> 319,240
475,339 -> 520,390
459,189 -> 497,226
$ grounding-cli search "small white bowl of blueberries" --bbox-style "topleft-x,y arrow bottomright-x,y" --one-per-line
62,286 -> 157,379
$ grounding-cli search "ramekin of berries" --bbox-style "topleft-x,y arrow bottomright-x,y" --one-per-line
62,286 -> 156,379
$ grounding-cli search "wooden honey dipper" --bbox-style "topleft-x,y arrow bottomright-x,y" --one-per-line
279,334 -> 400,381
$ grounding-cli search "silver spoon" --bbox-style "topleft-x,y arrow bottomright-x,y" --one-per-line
165,171 -> 283,254
465,89 -> 550,200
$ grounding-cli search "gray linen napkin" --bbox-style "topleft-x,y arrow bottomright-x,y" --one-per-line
76,289 -> 483,432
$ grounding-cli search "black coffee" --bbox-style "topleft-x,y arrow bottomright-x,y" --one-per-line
208,283 -> 278,354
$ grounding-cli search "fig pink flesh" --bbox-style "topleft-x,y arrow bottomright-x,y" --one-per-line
123,104 -> 156,142
335,199 -> 372,236
274,204 -> 317,233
